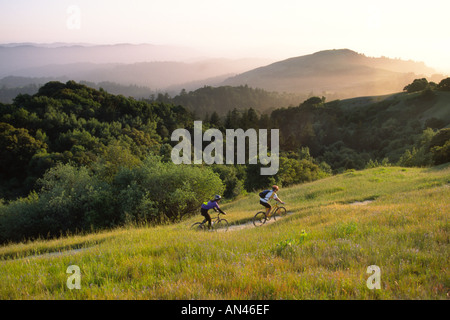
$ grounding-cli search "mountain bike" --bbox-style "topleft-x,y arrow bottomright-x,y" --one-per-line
190,211 -> 229,231
252,202 -> 287,227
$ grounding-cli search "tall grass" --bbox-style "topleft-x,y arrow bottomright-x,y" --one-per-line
0,165 -> 448,299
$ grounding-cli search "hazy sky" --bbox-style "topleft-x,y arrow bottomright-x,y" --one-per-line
1,0 -> 449,73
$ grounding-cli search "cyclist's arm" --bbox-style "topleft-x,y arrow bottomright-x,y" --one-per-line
214,204 -> 226,214
273,193 -> 284,204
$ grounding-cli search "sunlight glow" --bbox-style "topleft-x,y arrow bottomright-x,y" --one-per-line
0,0 -> 449,73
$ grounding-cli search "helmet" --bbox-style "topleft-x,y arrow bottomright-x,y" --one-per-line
272,185 -> 279,191
213,195 -> 222,201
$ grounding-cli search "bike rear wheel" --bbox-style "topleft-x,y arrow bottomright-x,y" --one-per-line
253,211 -> 267,227
213,219 -> 229,231
190,222 -> 206,231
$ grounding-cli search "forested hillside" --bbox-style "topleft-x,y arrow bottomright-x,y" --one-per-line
0,79 -> 449,242
271,86 -> 450,169
156,85 -> 306,116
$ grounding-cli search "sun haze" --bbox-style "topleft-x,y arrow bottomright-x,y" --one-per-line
0,0 -> 449,73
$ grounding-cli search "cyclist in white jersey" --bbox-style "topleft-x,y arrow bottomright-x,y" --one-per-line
260,185 -> 285,216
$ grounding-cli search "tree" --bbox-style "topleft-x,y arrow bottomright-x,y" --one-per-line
397,128 -> 436,167
403,78 -> 429,93
113,155 -> 225,223
246,108 -> 259,129
211,165 -> 245,198
0,122 -> 46,180
93,142 -> 142,182
437,77 -> 450,91
301,96 -> 325,107
210,111 -> 221,127
429,128 -> 450,165
225,108 -> 241,129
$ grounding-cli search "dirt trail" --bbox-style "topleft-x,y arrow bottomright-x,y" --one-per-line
223,199 -> 375,232
349,200 -> 374,206
221,211 -> 295,232
15,247 -> 94,261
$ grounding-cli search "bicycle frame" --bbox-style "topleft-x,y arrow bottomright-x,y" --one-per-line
192,211 -> 229,231
200,212 -> 222,226
267,202 -> 281,217
253,202 -> 286,227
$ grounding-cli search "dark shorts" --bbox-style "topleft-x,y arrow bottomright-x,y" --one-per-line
260,200 -> 271,209
200,208 -> 212,224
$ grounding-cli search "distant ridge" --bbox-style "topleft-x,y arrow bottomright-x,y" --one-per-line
0,45 -> 445,99
222,49 -> 442,99
0,43 -> 203,75
0,43 -> 272,91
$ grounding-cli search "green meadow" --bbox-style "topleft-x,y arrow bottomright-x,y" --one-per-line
0,165 -> 448,299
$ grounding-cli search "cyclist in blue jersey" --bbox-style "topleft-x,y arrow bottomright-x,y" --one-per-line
201,195 -> 226,229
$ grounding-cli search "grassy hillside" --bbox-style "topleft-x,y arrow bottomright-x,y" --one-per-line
337,90 -> 450,123
0,165 -> 448,299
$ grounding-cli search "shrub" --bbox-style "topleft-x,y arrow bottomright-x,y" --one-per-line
37,163 -> 115,230
429,128 -> 450,165
113,155 -> 225,223
211,165 -> 246,198
397,129 -> 437,167
0,163 -> 115,243
0,156 -> 225,243
0,192 -> 42,242
437,77 -> 450,91
403,78 -> 429,93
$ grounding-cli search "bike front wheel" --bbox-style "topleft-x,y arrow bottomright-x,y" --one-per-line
274,207 -> 287,218
213,219 -> 229,231
253,211 -> 267,227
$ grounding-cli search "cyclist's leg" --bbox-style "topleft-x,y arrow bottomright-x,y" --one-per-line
201,208 -> 212,228
260,200 -> 271,215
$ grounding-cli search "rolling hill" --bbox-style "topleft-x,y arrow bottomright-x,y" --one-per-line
222,49 -> 445,99
2,45 -> 447,101
0,43 -> 273,93
0,43 -> 202,75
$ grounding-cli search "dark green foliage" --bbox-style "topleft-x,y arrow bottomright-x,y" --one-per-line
0,122 -> 46,178
403,78 -> 429,93
0,80 -> 185,199
276,156 -> 326,186
0,164 -> 113,243
396,127 -> 450,167
429,128 -> 450,165
165,85 -> 304,116
437,77 -> 450,91
270,89 -> 449,171
113,156 -> 224,223
397,129 -> 436,167
0,122 -> 47,198
0,156 -> 224,242
210,165 -> 246,198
